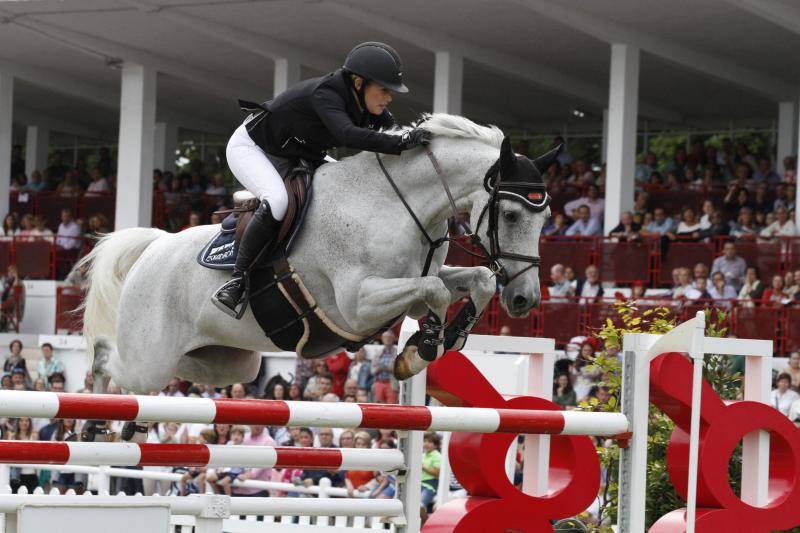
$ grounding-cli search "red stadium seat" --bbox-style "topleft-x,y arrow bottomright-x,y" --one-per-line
785,238 -> 800,273
733,306 -> 782,354
35,194 -> 79,232
495,313 -> 536,337
80,193 -> 116,228
658,242 -> 716,285
14,238 -> 55,279
598,239 -> 654,284
584,300 -> 626,333
55,286 -> 84,333
538,300 -> 581,345
0,239 -> 11,277
784,307 -> 800,355
540,237 -> 595,283
730,240 -> 781,282
9,191 -> 35,219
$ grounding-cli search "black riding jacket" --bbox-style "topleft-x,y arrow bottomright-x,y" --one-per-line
245,69 -> 403,166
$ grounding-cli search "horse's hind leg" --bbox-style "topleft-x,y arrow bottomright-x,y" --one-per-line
92,337 -> 113,394
78,337 -> 115,442
347,276 -> 452,380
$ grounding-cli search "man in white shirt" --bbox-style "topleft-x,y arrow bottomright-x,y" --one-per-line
85,167 -> 110,194
760,207 -> 796,239
575,265 -> 603,303
55,209 -> 83,250
565,206 -> 601,237
563,184 -> 604,223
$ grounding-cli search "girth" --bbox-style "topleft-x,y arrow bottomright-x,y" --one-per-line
248,256 -> 373,358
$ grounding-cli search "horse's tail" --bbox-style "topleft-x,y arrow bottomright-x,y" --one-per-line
78,227 -> 166,359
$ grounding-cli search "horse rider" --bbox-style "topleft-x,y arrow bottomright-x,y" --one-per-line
214,41 -> 432,315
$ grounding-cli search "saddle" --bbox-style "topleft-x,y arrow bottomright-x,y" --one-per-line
198,167 -> 310,270
198,165 -> 373,358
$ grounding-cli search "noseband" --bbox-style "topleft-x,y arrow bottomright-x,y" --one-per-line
375,148 -> 551,285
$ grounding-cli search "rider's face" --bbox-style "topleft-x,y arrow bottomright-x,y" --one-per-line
362,81 -> 393,115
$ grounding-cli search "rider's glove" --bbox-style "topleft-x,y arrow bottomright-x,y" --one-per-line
399,128 -> 432,151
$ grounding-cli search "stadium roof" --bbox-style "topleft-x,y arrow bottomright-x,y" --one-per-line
1,0 -> 799,142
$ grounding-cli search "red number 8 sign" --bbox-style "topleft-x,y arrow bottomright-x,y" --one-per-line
422,351 -> 603,532
650,352 -> 800,532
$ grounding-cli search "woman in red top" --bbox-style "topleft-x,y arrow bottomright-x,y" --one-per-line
326,351 -> 352,398
346,431 -> 378,496
762,274 -> 787,307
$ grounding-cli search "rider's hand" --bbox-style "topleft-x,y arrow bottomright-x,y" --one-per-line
399,128 -> 432,150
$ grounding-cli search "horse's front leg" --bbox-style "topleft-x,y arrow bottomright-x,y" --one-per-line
437,265 -> 496,351
350,276 -> 452,380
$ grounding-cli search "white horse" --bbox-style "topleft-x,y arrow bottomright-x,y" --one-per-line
81,114 -> 555,395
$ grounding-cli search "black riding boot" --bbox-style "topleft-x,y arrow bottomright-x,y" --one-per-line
214,201 -> 280,316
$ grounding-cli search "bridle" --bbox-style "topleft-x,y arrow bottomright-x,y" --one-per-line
471,159 -> 551,285
375,147 -> 551,285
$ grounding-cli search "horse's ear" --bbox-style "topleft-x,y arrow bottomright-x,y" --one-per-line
500,137 -> 516,172
532,144 -> 562,173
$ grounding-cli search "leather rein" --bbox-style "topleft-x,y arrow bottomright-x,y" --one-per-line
374,148 -> 551,285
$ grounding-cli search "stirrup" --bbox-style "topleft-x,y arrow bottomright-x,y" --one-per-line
212,276 -> 250,319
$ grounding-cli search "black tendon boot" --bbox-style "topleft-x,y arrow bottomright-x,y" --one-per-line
213,201 -> 280,317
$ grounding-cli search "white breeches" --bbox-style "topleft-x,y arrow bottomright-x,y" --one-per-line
226,123 -> 288,221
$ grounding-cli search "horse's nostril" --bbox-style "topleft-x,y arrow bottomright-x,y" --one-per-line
512,295 -> 527,308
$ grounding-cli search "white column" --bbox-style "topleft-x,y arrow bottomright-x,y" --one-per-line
24,125 -> 49,178
604,43 -> 640,234
153,121 -> 178,173
601,108 -> 609,164
796,99 -> 800,230
0,73 -> 12,218
115,63 -> 156,230
274,58 -> 301,97
433,51 -> 463,115
778,101 -> 795,174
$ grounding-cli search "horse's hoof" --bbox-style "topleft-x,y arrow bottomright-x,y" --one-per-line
394,332 -> 430,380
393,351 -> 415,381
121,422 -> 148,443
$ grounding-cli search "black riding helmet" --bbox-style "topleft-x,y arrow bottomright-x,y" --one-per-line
343,42 -> 409,93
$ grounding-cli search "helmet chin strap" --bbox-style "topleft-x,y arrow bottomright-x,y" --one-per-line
350,77 -> 369,115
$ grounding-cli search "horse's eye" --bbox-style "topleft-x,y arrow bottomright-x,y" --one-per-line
503,211 -> 518,223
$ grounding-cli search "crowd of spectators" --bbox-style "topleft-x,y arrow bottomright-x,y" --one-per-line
539,137 -> 800,313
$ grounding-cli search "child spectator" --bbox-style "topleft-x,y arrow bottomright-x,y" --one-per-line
420,432 -> 443,520
207,425 -> 247,495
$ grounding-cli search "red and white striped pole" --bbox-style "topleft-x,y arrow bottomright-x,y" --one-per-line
0,391 -> 628,436
0,441 -> 405,470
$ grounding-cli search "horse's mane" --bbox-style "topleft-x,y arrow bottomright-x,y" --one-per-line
337,113 -> 503,166
417,113 -> 504,148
